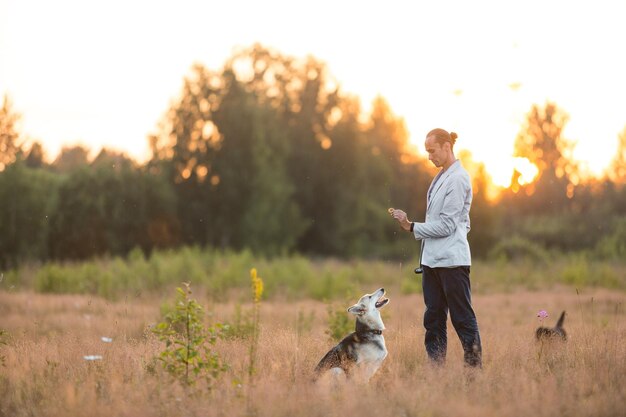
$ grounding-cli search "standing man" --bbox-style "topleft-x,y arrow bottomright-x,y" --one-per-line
390,128 -> 482,368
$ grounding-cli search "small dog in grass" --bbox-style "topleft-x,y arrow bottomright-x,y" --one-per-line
314,288 -> 389,383
535,310 -> 567,341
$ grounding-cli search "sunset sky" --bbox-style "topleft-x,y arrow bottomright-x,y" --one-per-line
1,0 -> 625,186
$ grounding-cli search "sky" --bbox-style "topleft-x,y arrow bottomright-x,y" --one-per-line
1,0 -> 625,186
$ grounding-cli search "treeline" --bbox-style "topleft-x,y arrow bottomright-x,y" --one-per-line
1,44 -> 625,268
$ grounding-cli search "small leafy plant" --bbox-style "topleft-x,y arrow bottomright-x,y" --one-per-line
222,303 -> 255,340
0,329 -> 8,367
325,300 -> 353,342
152,282 -> 228,387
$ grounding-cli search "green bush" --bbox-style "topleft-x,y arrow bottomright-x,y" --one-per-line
35,264 -> 82,293
0,329 -> 8,367
488,236 -> 551,263
561,255 -> 590,287
561,254 -> 623,289
595,217 -> 626,260
221,304 -> 255,340
13,246 -> 626,300
400,276 -> 422,295
325,300 -> 354,342
152,283 -> 228,387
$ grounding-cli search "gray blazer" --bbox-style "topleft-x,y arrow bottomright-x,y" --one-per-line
413,160 -> 472,267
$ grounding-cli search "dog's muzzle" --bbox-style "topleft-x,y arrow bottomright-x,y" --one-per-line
375,292 -> 389,308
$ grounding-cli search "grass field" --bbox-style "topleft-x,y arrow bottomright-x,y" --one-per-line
1,282 -> 624,417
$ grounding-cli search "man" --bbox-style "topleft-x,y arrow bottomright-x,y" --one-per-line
390,128 -> 482,368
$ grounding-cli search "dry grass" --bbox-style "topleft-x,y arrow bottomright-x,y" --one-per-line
1,286 -> 624,417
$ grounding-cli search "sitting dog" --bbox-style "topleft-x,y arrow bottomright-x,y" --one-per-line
314,288 -> 389,383
535,310 -> 567,341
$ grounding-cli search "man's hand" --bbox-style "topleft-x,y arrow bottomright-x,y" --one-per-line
388,208 -> 412,231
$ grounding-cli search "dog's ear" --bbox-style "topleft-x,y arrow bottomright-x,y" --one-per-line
347,305 -> 365,315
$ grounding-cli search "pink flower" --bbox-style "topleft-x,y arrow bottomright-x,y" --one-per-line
537,310 -> 548,321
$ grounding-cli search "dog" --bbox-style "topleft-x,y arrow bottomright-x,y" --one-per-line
314,288 -> 389,383
535,310 -> 567,341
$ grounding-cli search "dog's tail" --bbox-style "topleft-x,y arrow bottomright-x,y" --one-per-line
555,310 -> 566,329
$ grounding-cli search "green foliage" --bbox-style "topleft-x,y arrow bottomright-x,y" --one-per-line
148,44 -> 431,258
325,299 -> 354,342
11,247 -> 626,300
0,329 -> 8,367
400,275 -> 423,295
561,254 -> 623,289
595,217 -> 626,260
221,304 -> 255,340
20,248 -> 386,300
296,309 -> 315,336
242,104 -> 307,255
0,160 -> 60,267
561,255 -> 591,288
49,161 -> 178,260
0,270 -> 20,289
309,269 -> 356,301
151,282 -> 228,387
466,161 -> 498,257
2,46 -> 625,266
488,236 -> 551,263
35,264 -> 79,294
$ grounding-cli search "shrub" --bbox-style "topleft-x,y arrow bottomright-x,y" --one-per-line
0,329 -> 7,367
488,236 -> 551,263
325,299 -> 353,342
595,217 -> 626,260
151,282 -> 228,387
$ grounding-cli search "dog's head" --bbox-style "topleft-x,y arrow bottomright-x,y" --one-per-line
347,288 -> 389,331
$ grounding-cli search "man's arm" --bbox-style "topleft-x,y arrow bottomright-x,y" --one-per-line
391,176 -> 467,238
413,175 -> 467,239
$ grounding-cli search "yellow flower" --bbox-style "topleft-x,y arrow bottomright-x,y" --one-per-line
250,268 -> 264,303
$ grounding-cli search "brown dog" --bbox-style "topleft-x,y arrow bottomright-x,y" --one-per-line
535,311 -> 567,341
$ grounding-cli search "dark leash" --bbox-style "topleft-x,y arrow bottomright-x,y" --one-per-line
357,329 -> 383,336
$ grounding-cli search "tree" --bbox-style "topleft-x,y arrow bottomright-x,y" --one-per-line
147,44 -> 440,258
241,103 -> 306,255
608,127 -> 626,184
24,142 -> 46,168
207,69 -> 257,249
48,163 -> 178,260
150,63 -> 224,246
511,102 -> 577,212
149,45 -> 340,254
0,160 -> 60,267
343,96 -> 425,257
498,102 -> 622,252
457,150 -> 497,257
272,52 -> 341,254
52,145 -> 91,173
0,95 -> 22,170
314,95 -> 367,256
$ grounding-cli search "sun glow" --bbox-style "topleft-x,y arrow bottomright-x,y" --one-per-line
512,157 -> 539,186
486,156 -> 539,188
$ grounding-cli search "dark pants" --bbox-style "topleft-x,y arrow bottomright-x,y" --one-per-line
422,265 -> 482,367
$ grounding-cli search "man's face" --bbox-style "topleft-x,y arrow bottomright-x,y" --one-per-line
425,136 -> 449,168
